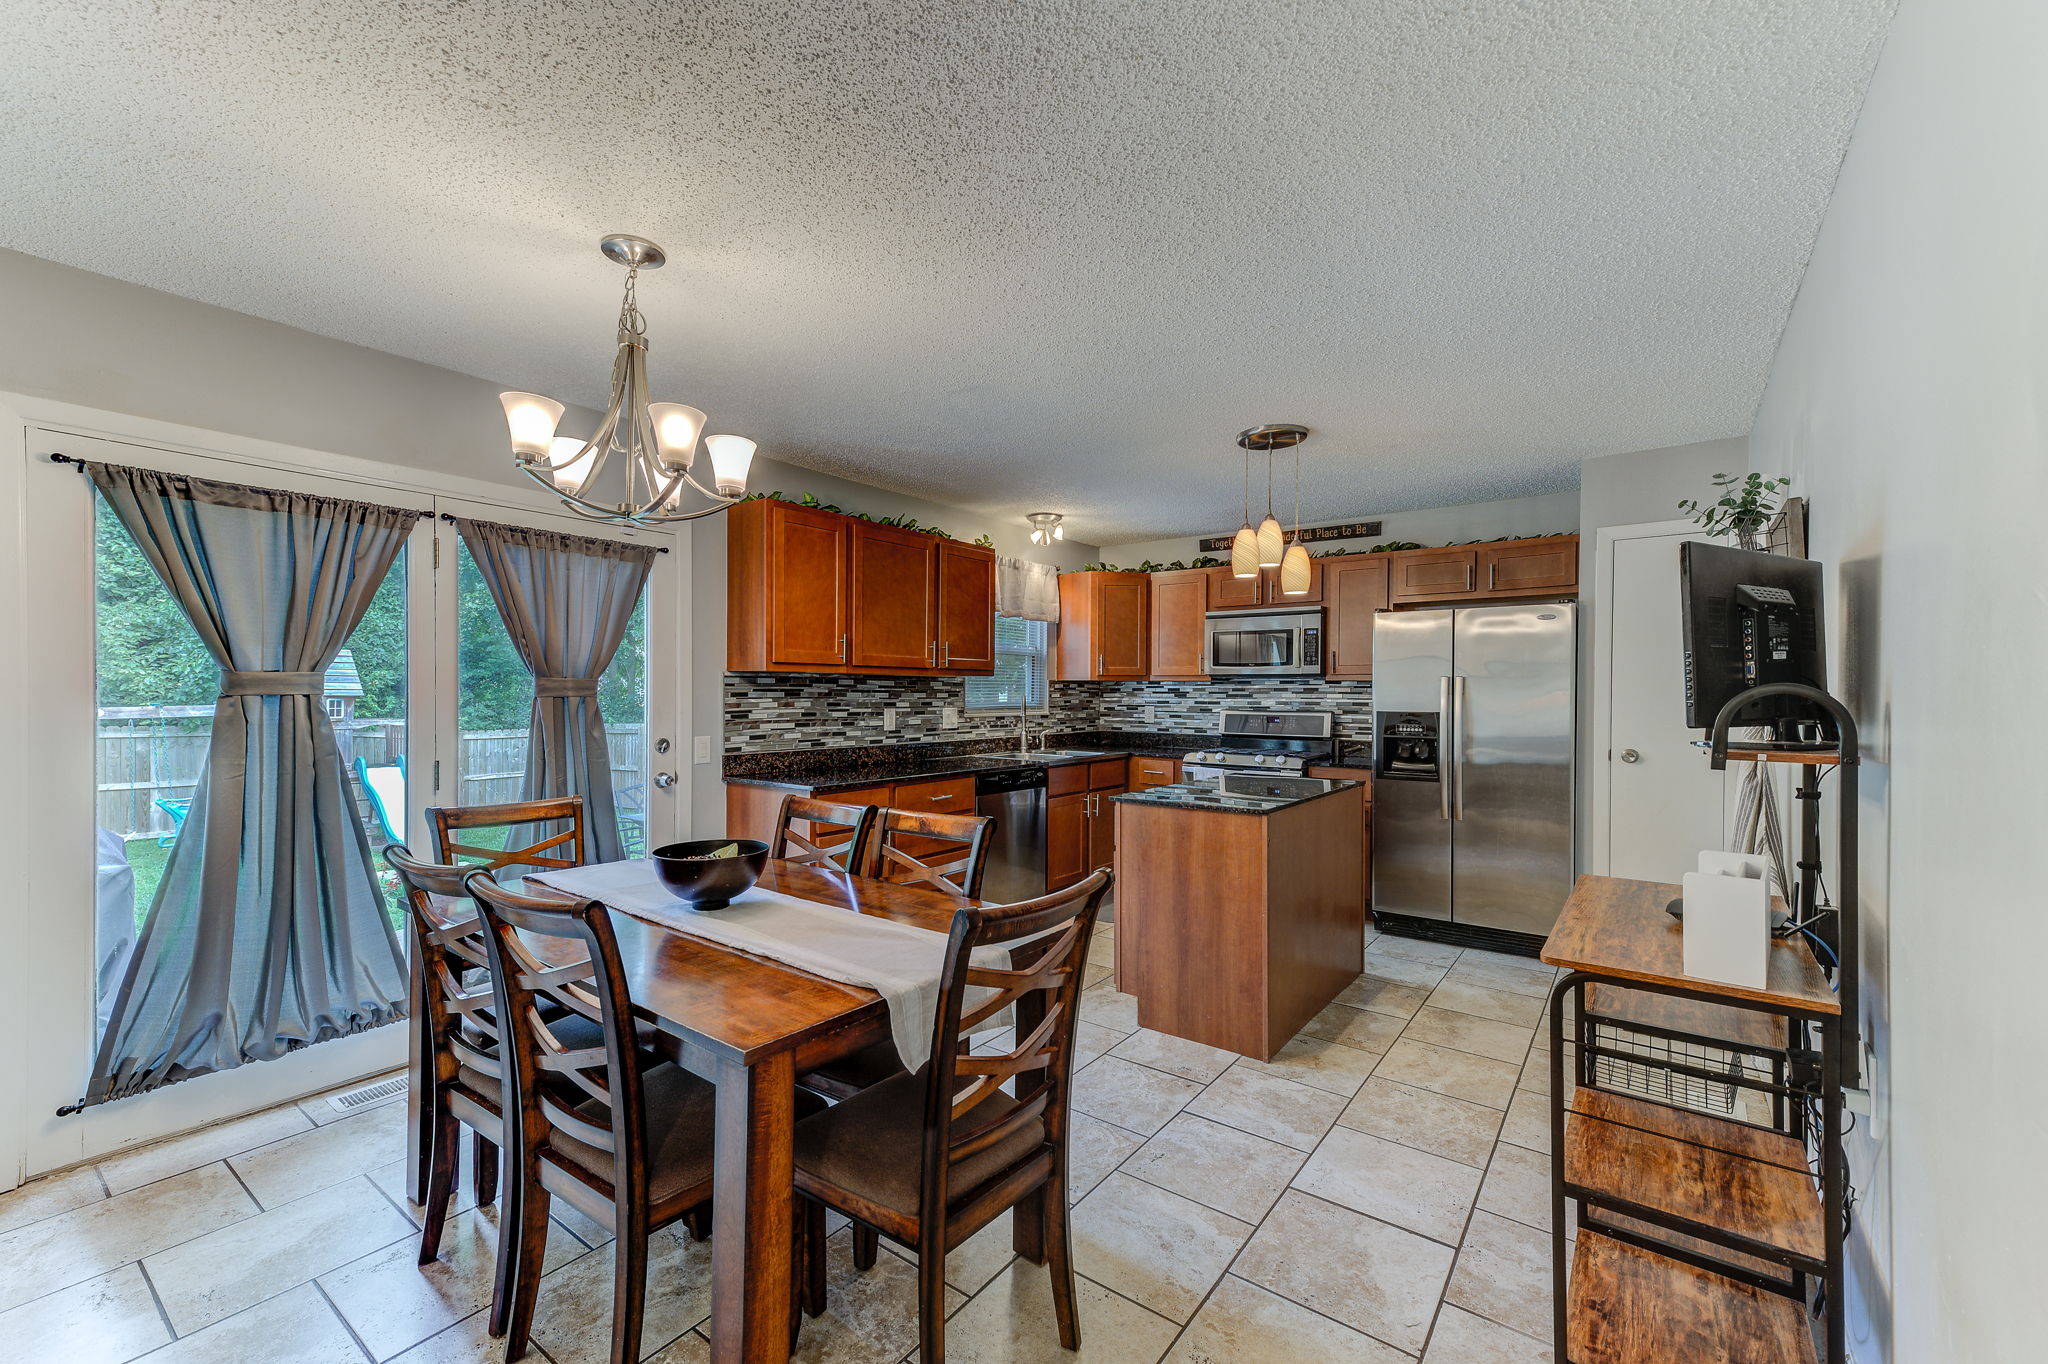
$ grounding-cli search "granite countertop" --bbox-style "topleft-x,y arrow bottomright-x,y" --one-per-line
1114,775 -> 1365,814
722,730 -> 1196,793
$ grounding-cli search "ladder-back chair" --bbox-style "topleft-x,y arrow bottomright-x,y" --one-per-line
865,808 -> 994,899
428,796 -> 588,877
768,794 -> 878,874
792,868 -> 1113,1363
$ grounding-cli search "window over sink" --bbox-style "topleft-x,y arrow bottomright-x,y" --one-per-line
964,616 -> 1049,713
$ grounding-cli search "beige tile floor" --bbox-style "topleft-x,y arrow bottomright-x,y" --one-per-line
0,932 -> 1571,1363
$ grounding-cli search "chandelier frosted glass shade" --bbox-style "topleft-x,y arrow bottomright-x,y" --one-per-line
648,403 -> 706,471
1279,542 -> 1311,595
704,434 -> 757,496
1256,514 -> 1286,568
500,236 -> 752,526
500,392 -> 565,459
1230,525 -> 1260,578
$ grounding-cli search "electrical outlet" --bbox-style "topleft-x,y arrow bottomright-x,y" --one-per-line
883,708 -> 899,733
693,736 -> 712,764
941,705 -> 961,729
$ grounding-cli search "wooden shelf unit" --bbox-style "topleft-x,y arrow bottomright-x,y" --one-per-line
1542,873 -> 1849,1364
1568,1232 -> 1818,1364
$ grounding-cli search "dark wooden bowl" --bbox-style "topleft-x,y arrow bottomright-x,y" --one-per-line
650,839 -> 770,910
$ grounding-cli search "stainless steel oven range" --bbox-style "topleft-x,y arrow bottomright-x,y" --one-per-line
1180,709 -> 1336,783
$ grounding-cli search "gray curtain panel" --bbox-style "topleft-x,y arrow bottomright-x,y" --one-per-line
84,463 -> 417,1106
456,518 -> 654,863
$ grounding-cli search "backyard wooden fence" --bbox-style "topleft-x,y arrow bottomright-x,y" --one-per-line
97,718 -> 646,839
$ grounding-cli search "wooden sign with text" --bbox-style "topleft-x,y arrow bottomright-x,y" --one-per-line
1198,520 -> 1383,553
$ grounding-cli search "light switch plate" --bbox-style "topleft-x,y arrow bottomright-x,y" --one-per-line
693,736 -> 712,763
941,706 -> 961,729
883,708 -> 899,732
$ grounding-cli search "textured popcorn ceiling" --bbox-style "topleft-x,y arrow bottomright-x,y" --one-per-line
0,1 -> 1891,544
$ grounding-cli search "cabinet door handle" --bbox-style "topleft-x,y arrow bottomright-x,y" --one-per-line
839,634 -> 848,660
942,641 -> 950,666
1488,560 -> 1498,590
1097,653 -> 1105,676
1465,562 -> 1475,591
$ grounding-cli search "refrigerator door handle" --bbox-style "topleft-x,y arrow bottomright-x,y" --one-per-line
1438,675 -> 1454,821
1451,674 -> 1469,820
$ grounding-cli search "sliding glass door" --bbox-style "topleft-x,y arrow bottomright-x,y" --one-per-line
14,432 -> 686,1179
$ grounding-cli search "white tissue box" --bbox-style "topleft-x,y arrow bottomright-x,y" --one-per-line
1680,870 -> 1770,989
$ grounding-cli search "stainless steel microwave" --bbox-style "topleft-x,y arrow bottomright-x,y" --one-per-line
1204,609 -> 1324,676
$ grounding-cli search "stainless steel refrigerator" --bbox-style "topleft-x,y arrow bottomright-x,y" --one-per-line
1370,602 -> 1576,939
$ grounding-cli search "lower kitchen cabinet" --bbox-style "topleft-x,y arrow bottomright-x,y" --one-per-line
1048,759 -> 1127,889
1047,790 -> 1089,890
1128,755 -> 1181,789
1308,765 -> 1373,910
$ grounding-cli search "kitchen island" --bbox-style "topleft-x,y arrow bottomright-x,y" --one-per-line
1113,775 -> 1367,1060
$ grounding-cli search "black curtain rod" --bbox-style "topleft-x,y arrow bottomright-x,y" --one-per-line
47,452 -> 434,518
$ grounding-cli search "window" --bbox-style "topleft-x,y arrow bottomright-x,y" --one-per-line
964,616 -> 1050,713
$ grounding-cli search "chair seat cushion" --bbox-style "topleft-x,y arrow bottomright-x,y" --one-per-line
549,1063 -> 718,1208
793,1068 -> 1046,1221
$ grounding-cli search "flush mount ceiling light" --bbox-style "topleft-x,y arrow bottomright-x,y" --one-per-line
1235,424 -> 1311,580
1027,512 -> 1066,545
498,235 -> 755,526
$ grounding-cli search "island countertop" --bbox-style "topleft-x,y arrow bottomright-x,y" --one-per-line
1114,775 -> 1364,813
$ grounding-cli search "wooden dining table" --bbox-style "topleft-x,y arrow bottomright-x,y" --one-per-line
411,858 -> 984,1364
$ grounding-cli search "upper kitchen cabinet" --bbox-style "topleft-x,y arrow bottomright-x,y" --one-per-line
727,498 -> 996,675
1205,561 -> 1323,609
1148,568 -> 1209,679
934,539 -> 997,671
1477,534 -> 1578,597
849,520 -> 938,669
1386,535 -> 1579,605
1055,571 -> 1150,679
1387,547 -> 1479,603
1322,553 -> 1391,679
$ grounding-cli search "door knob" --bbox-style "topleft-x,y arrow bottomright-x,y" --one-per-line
654,771 -> 677,788
1619,748 -> 1641,764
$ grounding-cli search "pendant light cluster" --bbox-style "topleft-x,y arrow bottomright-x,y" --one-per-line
1230,424 -> 1313,594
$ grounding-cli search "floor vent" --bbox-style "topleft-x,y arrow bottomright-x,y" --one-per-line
325,1075 -> 408,1116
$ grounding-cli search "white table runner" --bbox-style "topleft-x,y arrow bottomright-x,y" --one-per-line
527,858 -> 965,1071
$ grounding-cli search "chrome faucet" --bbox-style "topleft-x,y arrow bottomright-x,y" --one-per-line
1017,691 -> 1033,756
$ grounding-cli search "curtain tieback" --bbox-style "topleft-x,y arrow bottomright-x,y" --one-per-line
533,676 -> 601,698
219,670 -> 325,697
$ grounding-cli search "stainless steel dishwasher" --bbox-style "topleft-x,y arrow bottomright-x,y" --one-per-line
974,765 -> 1047,903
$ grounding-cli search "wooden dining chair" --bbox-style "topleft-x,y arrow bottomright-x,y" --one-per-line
794,868 -> 1114,1364
798,808 -> 997,1106
384,844 -> 609,1335
428,795 -> 588,876
864,808 -> 994,899
769,794 -> 879,874
462,869 -> 732,1364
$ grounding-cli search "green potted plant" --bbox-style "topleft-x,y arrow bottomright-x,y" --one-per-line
1680,473 -> 1791,550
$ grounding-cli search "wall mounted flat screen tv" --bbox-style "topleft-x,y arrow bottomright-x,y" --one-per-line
1679,542 -> 1827,733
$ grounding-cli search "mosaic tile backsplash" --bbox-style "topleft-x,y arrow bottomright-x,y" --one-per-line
722,673 -> 1373,753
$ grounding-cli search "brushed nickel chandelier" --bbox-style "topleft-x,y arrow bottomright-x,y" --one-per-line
498,235 -> 755,525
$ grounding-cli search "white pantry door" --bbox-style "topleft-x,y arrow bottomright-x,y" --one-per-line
1594,520 -> 1736,881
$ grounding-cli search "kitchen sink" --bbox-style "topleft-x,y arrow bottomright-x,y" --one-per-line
1034,749 -> 1109,759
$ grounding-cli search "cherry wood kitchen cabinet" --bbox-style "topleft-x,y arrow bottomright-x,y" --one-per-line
727,498 -> 996,675
849,520 -> 939,669
1047,759 -> 1128,889
1205,561 -> 1323,609
1388,547 -> 1480,603
1476,534 -> 1578,598
1127,755 -> 1181,789
1055,571 -> 1150,680
1307,765 -> 1373,913
935,539 -> 997,670
1321,553 -> 1391,679
1148,568 -> 1209,679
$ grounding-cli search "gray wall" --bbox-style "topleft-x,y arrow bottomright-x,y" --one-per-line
1746,1 -> 2047,1355
1100,488 -> 1579,565
0,248 -> 550,494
